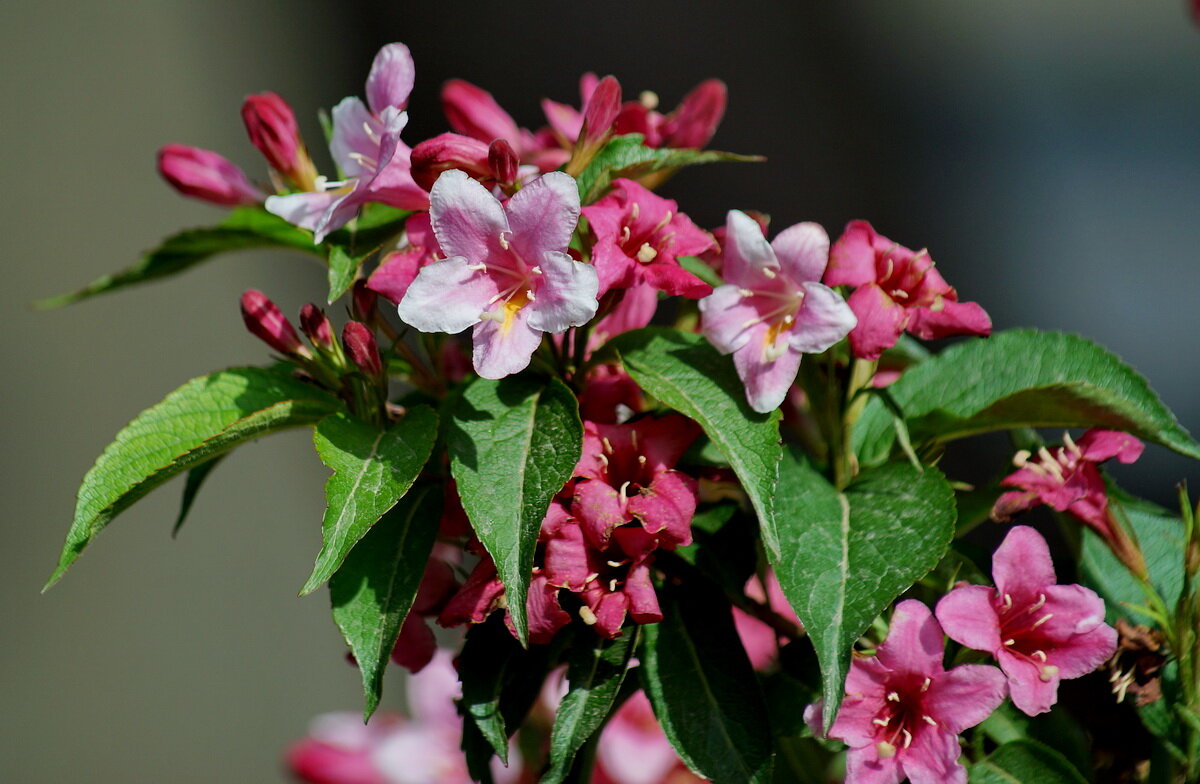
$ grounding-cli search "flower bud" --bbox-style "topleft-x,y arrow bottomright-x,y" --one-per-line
663,79 -> 727,149
240,290 -> 307,356
351,281 -> 378,324
342,321 -> 382,378
409,132 -> 491,191
157,144 -> 264,206
487,139 -> 519,186
579,75 -> 622,148
241,92 -> 317,190
298,303 -> 335,351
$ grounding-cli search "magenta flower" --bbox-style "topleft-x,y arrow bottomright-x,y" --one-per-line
613,79 -> 728,149
582,178 -> 713,299
366,212 -> 440,305
810,601 -> 1006,784
700,210 -> 857,413
442,78 -> 570,173
824,220 -> 991,360
397,169 -> 599,379
936,526 -> 1118,716
157,144 -> 264,207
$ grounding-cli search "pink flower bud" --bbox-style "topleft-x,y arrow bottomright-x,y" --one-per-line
579,75 -> 622,148
299,303 -> 335,350
342,321 -> 382,378
241,92 -> 316,189
240,290 -> 306,355
409,132 -> 491,191
663,79 -> 727,149
157,144 -> 264,206
487,139 -> 518,185
351,281 -> 378,323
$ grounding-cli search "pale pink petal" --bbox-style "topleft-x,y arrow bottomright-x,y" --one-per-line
991,526 -> 1057,602
875,600 -> 945,678
699,284 -> 760,354
597,694 -> 680,784
907,299 -> 992,341
771,222 -> 829,283
825,220 -> 880,287
734,608 -> 781,670
505,171 -> 580,261
329,97 -> 379,178
844,747 -> 905,784
366,43 -> 415,114
722,209 -> 779,284
935,585 -> 1002,653
900,727 -> 967,784
472,311 -> 543,379
732,330 -> 804,413
429,169 -> 510,262
397,256 -> 496,334
846,283 -> 908,360
265,190 -> 342,232
524,251 -> 599,333
406,649 -> 462,728
788,281 -> 857,353
923,664 -> 1007,733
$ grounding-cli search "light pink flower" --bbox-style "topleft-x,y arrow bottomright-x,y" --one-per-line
157,144 -> 265,207
809,601 -> 1006,784
936,526 -> 1118,716
582,178 -> 713,299
397,169 -> 599,379
700,210 -> 857,413
824,220 -> 991,360
593,691 -> 704,784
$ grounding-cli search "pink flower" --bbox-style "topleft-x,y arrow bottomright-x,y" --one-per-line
824,220 -> 991,360
156,144 -> 265,207
810,601 -> 1006,784
582,178 -> 713,299
613,80 -> 727,149
700,211 -> 857,413
733,571 -> 803,670
593,691 -> 703,784
241,91 -> 317,190
397,169 -> 599,379
366,212 -> 441,305
936,526 -> 1118,716
442,79 -> 570,173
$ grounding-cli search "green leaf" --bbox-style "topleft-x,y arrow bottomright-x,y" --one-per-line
47,367 -> 340,589
172,455 -> 226,536
329,483 -> 441,719
36,207 -> 319,308
853,330 -> 1200,464
303,408 -> 439,595
610,327 -> 782,557
326,245 -> 360,303
970,739 -> 1088,784
772,448 -> 956,729
641,579 -> 774,784
447,376 -> 582,645
575,134 -> 762,203
677,255 -> 723,288
542,630 -> 638,784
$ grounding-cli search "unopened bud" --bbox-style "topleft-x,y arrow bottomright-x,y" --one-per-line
342,321 -> 382,378
487,139 -> 518,185
299,303 -> 335,350
157,144 -> 264,207
241,92 -> 317,190
240,290 -> 306,356
410,132 -> 491,191
580,75 -> 622,147
664,79 -> 727,149
351,281 -> 378,323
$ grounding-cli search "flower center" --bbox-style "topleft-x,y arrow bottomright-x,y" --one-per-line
870,680 -> 938,759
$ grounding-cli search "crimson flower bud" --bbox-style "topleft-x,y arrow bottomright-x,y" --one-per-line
241,92 -> 317,189
157,144 -> 264,206
663,79 -> 727,149
579,75 -> 622,148
342,321 -> 382,378
487,139 -> 519,186
299,303 -> 335,351
240,290 -> 306,356
351,281 -> 379,324
410,132 -> 491,191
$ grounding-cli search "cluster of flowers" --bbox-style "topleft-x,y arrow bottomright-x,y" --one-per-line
155,40 -> 1145,784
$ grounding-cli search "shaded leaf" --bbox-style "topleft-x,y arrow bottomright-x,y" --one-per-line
970,739 -> 1087,784
172,455 -> 226,536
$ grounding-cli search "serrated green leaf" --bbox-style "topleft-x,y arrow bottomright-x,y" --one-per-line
542,630 -> 638,784
172,455 -> 226,536
853,330 -> 1200,464
773,448 -> 956,729
447,376 -> 582,645
576,133 -> 762,203
36,207 -> 319,308
610,327 -> 782,556
326,245 -> 360,303
329,483 -> 441,719
641,580 -> 774,784
47,367 -> 340,588
303,408 -> 439,595
970,739 -> 1088,784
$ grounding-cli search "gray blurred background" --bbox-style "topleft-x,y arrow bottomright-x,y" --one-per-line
4,2 -> 1199,781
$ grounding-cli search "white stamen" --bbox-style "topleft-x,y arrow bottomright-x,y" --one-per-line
467,263 -> 488,271
761,267 -> 777,279
639,91 -> 659,110
478,309 -> 506,322
886,692 -> 900,702
606,560 -> 625,568
1012,450 -> 1032,467
1003,639 -> 1016,646
1063,431 -> 1082,456
876,741 -> 896,759
618,481 -> 632,498
1031,613 -> 1054,628
1001,593 -> 1013,611
901,729 -> 913,749
872,718 -> 890,727
620,226 -> 631,244
922,715 -> 938,726
1039,664 -> 1060,682
579,606 -> 598,625
653,211 -> 673,233
890,289 -> 909,300
630,202 -> 640,221
498,232 -> 510,250
1031,650 -> 1047,662
525,288 -> 536,302
602,437 -> 614,454
531,266 -> 543,274
637,455 -> 647,465
921,677 -> 931,692
636,243 -> 658,263
738,288 -> 755,298
609,579 -> 619,592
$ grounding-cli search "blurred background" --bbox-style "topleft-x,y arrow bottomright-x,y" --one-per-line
3,1 -> 1199,781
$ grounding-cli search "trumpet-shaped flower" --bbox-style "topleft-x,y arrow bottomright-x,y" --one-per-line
157,144 -> 264,207
824,221 -> 991,360
936,526 -> 1118,715
700,211 -> 857,413
397,169 -> 599,379
810,601 -> 1007,784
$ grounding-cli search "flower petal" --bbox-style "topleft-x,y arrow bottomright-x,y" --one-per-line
875,600 -> 945,677
789,281 -> 857,353
442,79 -> 521,146
924,664 -> 1007,733
845,283 -> 908,360
771,221 -> 829,283
397,256 -> 494,334
900,726 -> 967,784
265,190 -> 342,232
429,169 -> 510,262
1078,429 -> 1145,464
472,310 -> 543,379
699,284 -> 759,354
525,251 -> 599,333
366,43 -> 415,115
628,470 -> 697,547
991,526 -> 1057,602
329,96 -> 378,178
505,171 -> 580,261
907,299 -> 991,341
844,746 -> 905,784
935,585 -> 1003,653
722,209 -> 779,284
732,330 -> 803,413
825,220 -> 881,287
